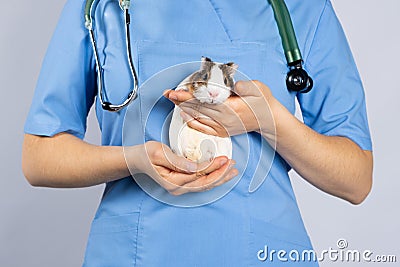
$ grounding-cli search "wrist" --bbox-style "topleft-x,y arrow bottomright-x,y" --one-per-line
257,96 -> 281,143
98,145 -> 132,181
122,144 -> 146,176
270,100 -> 310,153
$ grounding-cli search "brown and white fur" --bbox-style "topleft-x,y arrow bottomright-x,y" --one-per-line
169,57 -> 238,163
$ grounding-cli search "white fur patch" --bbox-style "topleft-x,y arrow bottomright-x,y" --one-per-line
169,106 -> 232,163
169,61 -> 233,163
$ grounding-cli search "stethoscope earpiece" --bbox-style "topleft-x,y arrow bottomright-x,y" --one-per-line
286,66 -> 313,93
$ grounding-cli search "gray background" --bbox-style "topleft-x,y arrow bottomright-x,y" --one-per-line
0,0 -> 398,266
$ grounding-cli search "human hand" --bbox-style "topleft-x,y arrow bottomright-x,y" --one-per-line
124,141 -> 238,196
164,80 -> 276,140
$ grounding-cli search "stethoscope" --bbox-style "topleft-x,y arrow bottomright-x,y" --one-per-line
84,0 -> 313,112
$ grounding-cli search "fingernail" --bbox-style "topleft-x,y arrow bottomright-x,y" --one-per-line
169,93 -> 178,100
220,159 -> 228,166
228,162 -> 236,170
187,163 -> 197,172
229,169 -> 239,178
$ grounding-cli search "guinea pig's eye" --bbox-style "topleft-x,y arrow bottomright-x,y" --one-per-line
202,73 -> 209,80
224,77 -> 228,85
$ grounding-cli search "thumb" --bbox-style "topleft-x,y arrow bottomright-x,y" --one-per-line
234,80 -> 263,97
162,147 -> 198,173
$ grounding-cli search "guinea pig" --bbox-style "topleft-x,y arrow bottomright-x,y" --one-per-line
169,57 -> 238,163
186,56 -> 237,104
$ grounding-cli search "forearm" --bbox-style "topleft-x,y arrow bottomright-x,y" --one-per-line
22,133 -> 130,188
262,99 -> 373,204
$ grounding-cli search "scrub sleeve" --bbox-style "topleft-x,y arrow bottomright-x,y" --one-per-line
24,0 -> 372,266
298,1 -> 372,151
24,0 -> 96,139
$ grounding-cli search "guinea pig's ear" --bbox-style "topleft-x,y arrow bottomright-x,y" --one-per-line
201,56 -> 212,70
226,62 -> 239,76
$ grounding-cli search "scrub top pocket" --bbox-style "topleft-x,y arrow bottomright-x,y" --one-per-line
127,40 -> 277,205
249,218 -> 318,266
82,212 -> 140,267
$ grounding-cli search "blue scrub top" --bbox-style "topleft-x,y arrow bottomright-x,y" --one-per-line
25,0 -> 372,266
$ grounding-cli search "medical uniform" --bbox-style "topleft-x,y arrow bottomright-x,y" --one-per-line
25,0 -> 372,266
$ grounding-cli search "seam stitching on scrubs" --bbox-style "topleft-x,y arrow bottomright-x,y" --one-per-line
25,122 -> 85,140
138,39 -> 269,47
134,193 -> 145,266
323,131 -> 373,151
206,0 -> 233,42
137,43 -> 145,140
133,209 -> 139,266
303,0 -> 329,65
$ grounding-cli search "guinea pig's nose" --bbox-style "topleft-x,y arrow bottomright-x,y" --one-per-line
208,91 -> 219,98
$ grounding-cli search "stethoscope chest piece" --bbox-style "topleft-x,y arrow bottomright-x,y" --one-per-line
286,63 -> 314,93
269,0 -> 314,94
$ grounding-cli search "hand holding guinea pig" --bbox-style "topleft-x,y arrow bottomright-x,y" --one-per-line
164,63 -> 277,145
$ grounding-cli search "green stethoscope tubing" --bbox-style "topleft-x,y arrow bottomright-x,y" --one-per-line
269,0 -> 313,93
84,0 -> 313,112
84,0 -> 94,30
269,0 -> 302,65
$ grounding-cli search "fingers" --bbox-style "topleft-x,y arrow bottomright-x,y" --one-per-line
162,156 -> 230,187
143,141 -> 239,196
234,80 -> 266,97
180,112 -> 223,136
179,100 -> 222,115
233,80 -> 258,97
180,160 -> 237,191
151,144 -> 198,174
212,168 -> 239,188
165,88 -> 228,120
159,157 -> 236,195
163,89 -> 194,105
165,80 -> 270,106
184,162 -> 236,191
170,160 -> 238,195
165,89 -> 223,117
196,157 -> 233,177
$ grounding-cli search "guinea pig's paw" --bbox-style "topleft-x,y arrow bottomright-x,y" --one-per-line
199,139 -> 216,162
183,147 -> 202,162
